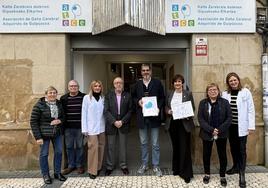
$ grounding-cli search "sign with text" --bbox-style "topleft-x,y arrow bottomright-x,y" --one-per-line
166,0 -> 256,33
196,38 -> 207,56
0,0 -> 92,33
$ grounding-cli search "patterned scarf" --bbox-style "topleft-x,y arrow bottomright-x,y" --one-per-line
45,99 -> 58,119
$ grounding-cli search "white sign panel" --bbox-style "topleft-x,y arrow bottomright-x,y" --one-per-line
0,0 -> 92,33
142,96 -> 159,117
166,0 -> 256,33
171,101 -> 194,120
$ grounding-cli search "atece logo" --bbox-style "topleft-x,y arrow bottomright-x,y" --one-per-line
61,4 -> 85,27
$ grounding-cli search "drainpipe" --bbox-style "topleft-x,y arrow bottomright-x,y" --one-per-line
262,53 -> 268,166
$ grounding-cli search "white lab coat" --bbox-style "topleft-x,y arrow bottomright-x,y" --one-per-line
222,88 -> 255,137
82,95 -> 105,135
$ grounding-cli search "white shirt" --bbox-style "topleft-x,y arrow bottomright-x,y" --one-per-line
222,88 -> 255,136
81,95 -> 105,135
171,92 -> 182,111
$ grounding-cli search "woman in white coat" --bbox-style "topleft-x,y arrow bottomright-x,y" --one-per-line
82,80 -> 105,179
222,72 -> 255,188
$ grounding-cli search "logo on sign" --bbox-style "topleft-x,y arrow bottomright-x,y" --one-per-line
171,4 -> 194,27
61,3 -> 85,27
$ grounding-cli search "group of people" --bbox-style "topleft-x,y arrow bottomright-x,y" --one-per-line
198,72 -> 255,188
30,63 -> 255,188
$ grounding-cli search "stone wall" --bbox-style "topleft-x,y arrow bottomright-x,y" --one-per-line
0,34 -> 70,170
191,34 -> 264,165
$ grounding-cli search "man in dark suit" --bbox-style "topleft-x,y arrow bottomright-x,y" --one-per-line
132,64 -> 165,177
104,77 -> 132,176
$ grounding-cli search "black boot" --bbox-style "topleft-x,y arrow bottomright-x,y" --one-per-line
226,166 -> 239,175
239,171 -> 246,188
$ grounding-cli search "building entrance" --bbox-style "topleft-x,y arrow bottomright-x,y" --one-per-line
72,51 -> 189,169
71,32 -> 191,170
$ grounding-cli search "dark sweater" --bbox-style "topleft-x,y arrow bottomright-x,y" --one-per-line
60,91 -> 85,129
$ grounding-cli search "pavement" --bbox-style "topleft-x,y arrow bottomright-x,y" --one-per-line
1,166 -> 268,188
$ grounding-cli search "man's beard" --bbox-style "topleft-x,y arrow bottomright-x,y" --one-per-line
143,74 -> 150,80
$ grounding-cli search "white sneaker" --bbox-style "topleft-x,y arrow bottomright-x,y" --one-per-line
137,165 -> 149,174
153,166 -> 162,177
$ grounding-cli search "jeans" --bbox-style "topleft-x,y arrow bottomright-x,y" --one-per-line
139,126 -> 160,167
65,128 -> 84,168
39,135 -> 62,176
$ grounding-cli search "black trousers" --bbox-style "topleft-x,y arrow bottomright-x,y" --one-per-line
203,138 -> 227,177
229,124 -> 248,171
169,119 -> 193,180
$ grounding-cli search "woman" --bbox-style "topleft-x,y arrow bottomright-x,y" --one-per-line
30,86 -> 66,185
222,72 -> 255,188
198,83 -> 232,187
165,74 -> 195,183
82,80 -> 106,179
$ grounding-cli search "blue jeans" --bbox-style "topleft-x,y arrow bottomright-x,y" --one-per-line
65,128 -> 84,168
139,126 -> 160,167
39,135 -> 62,176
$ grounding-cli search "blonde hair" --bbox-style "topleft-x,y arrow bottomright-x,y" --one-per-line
45,86 -> 58,94
205,83 -> 220,98
89,80 -> 103,98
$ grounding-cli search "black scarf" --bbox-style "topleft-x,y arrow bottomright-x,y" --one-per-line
93,92 -> 100,101
209,98 -> 220,128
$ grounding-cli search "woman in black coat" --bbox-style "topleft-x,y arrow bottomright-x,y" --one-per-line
198,83 -> 232,187
30,86 -> 66,184
165,74 -> 195,183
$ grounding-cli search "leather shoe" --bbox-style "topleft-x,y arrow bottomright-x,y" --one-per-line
77,167 -> 85,174
121,168 -> 129,175
62,167 -> 75,175
105,169 -> 113,176
54,173 -> 67,181
226,167 -> 239,175
220,177 -> 227,187
89,173 -> 96,179
43,175 -> 52,184
203,175 -> 210,184
184,178 -> 191,183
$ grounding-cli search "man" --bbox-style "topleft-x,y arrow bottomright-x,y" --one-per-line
104,77 -> 132,176
60,80 -> 86,175
132,64 -> 165,177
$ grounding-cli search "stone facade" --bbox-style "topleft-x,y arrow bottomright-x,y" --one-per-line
0,33 -> 264,170
191,34 -> 264,165
0,34 -> 70,170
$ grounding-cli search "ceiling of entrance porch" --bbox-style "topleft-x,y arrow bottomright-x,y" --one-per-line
92,0 -> 165,35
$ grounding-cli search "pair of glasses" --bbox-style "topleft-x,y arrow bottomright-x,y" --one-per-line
208,89 -> 218,92
142,69 -> 150,72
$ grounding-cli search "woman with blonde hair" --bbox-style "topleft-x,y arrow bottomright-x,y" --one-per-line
198,83 -> 232,187
82,80 -> 106,179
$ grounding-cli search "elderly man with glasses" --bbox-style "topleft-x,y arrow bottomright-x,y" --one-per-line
60,80 -> 86,175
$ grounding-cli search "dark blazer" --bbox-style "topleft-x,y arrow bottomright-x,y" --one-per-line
165,89 -> 195,132
198,97 -> 232,140
30,97 -> 65,140
104,90 -> 132,135
132,78 -> 165,129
